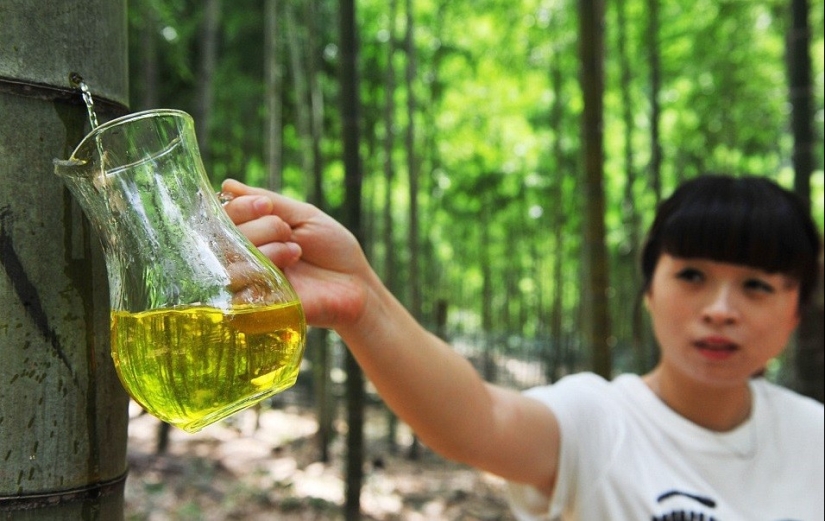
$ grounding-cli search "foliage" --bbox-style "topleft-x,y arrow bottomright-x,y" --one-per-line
128,0 -> 825,374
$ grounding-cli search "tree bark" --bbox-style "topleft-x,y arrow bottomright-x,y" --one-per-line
647,0 -> 663,201
338,0 -> 366,517
383,0 -> 401,453
645,0 -> 663,370
548,55 -> 566,383
286,0 -> 313,190
264,0 -> 283,191
578,0 -> 612,379
138,0 -> 159,110
307,0 -> 327,208
196,0 -> 221,174
405,0 -> 421,324
404,0 -> 424,461
787,0 -> 823,403
300,0 -> 334,461
0,1 -> 130,518
616,0 -> 647,373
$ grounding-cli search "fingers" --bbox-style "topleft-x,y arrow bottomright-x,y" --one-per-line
221,178 -> 361,274
256,241 -> 302,268
222,178 -> 317,227
234,214 -> 291,244
222,178 -> 266,197
223,193 -> 273,226
226,204 -> 302,267
220,180 -> 305,267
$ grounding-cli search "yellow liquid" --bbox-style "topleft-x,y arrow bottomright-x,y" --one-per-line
111,302 -> 305,432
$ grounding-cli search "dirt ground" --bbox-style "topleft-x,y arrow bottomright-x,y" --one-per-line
124,400 -> 517,520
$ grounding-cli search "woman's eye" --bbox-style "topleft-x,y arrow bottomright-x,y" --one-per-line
676,268 -> 704,283
744,278 -> 775,294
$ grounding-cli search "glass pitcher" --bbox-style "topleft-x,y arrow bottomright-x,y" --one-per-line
55,109 -> 306,433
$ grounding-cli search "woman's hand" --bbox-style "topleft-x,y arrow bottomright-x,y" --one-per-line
221,179 -> 371,330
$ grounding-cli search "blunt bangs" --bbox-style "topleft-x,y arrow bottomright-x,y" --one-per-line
641,175 -> 821,305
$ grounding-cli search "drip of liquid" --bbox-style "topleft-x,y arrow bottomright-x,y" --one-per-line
67,72 -> 107,170
69,72 -> 99,130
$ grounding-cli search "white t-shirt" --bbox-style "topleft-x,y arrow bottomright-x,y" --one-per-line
507,373 -> 824,521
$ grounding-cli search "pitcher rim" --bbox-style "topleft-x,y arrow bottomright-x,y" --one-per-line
54,108 -> 194,174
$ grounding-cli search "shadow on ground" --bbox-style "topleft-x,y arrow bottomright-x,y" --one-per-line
124,400 -> 517,520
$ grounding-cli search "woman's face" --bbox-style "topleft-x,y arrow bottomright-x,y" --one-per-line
646,253 -> 801,389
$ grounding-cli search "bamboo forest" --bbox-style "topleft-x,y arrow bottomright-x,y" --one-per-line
0,0 -> 823,519
128,0 -> 824,378
124,0 -> 825,516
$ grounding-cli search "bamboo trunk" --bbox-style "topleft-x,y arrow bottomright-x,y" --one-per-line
338,0 -> 366,517
788,0 -> 824,403
578,0 -> 612,379
0,2 -> 130,519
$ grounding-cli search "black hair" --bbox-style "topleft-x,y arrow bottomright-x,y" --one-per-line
641,174 -> 822,307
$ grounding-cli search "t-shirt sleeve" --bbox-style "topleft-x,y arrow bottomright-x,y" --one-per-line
506,373 -> 625,520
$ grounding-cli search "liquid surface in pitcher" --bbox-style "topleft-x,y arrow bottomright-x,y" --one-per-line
111,301 -> 305,432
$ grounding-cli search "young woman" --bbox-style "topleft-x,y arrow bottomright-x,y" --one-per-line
222,174 -> 823,520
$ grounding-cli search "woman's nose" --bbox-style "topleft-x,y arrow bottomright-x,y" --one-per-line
702,285 -> 740,325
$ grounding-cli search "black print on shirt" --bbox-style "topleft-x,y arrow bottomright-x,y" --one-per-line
652,490 -> 803,521
657,490 -> 717,508
652,490 -> 718,521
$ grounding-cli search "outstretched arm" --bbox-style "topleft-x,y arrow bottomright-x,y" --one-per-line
222,179 -> 560,496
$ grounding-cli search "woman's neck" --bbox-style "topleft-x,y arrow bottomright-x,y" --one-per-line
642,368 -> 753,432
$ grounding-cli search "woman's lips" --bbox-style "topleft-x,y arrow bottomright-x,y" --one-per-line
694,337 -> 739,361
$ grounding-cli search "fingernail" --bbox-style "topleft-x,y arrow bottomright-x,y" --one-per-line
252,196 -> 273,215
286,242 -> 302,258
